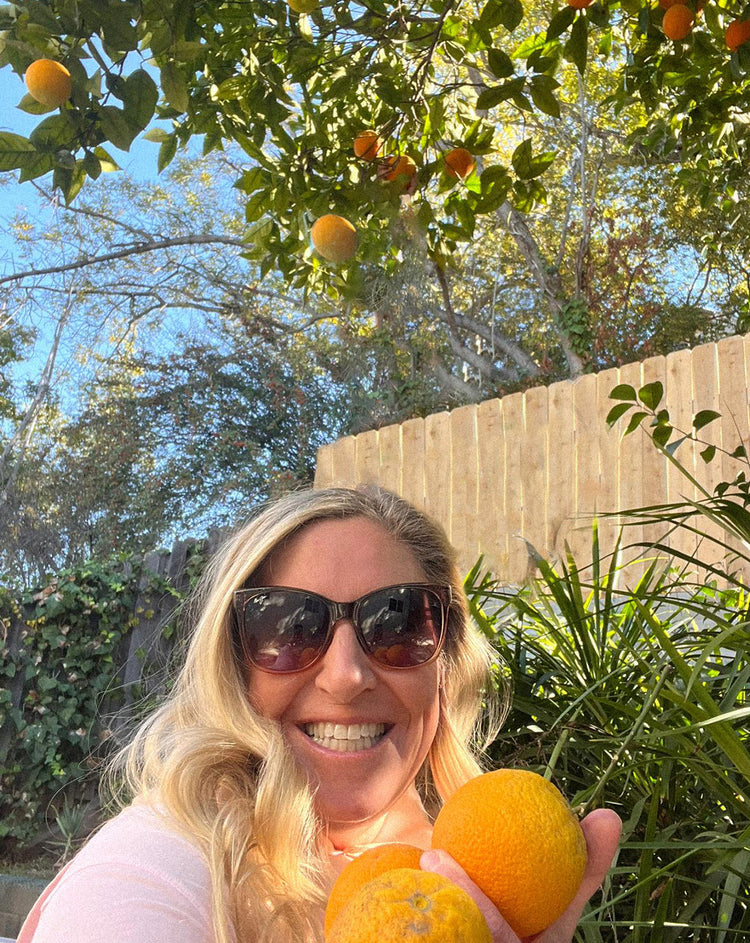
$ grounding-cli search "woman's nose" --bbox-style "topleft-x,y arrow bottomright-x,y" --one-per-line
314,620 -> 377,698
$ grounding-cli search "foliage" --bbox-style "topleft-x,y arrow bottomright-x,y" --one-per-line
0,551 -> 196,846
606,378 -> 750,585
466,530 -> 750,939
0,0 -> 748,307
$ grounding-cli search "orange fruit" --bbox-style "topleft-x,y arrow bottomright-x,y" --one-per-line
326,868 -> 492,942
382,154 -> 417,182
726,18 -> 750,50
353,130 -> 383,161
24,59 -> 72,108
431,769 -> 587,938
324,843 -> 423,935
662,4 -> 694,39
444,147 -> 475,180
311,214 -> 358,263
567,0 -> 593,8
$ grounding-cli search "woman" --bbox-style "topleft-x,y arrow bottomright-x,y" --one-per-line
20,486 -> 621,943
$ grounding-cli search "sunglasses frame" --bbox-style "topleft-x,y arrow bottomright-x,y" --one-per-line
232,582 -> 452,674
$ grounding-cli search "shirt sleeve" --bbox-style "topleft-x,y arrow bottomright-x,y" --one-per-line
17,805 -> 222,943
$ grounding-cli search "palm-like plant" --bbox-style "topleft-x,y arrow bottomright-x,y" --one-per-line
466,381 -> 750,940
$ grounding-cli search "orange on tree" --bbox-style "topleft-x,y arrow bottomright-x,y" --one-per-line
353,130 -> 383,161
324,843 -> 423,935
431,769 -> 587,938
444,147 -> 475,180
662,4 -> 694,39
310,214 -> 358,263
726,18 -> 750,50
325,868 -> 492,943
382,154 -> 417,183
24,59 -> 72,108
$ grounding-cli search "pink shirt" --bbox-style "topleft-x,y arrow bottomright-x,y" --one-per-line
18,803 -> 230,943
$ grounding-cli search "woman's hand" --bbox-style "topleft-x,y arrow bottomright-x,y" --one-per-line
420,808 -> 622,943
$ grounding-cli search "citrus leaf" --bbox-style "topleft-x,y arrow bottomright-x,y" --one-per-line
160,60 -> 189,113
693,409 -> 721,431
638,381 -> 664,410
563,14 -> 588,75
0,131 -> 35,171
610,383 -> 637,401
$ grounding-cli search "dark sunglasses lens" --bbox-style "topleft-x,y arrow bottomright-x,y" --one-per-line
240,590 -> 329,671
359,586 -> 444,667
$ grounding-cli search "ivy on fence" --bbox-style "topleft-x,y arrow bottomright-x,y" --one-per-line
0,544 -> 207,847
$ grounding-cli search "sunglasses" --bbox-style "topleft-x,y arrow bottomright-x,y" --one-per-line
232,583 -> 451,673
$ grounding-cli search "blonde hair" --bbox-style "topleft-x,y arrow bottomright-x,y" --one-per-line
107,486 -> 502,942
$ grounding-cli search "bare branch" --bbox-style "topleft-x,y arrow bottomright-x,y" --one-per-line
0,234 -> 247,287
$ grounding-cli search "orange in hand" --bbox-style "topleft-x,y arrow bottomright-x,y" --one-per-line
325,843 -> 423,935
431,769 -> 587,938
326,867 -> 492,942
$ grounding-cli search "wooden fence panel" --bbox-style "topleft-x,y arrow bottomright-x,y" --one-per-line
313,336 -> 750,584
476,398 -> 506,577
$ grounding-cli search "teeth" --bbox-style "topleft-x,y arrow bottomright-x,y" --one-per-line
303,722 -> 386,752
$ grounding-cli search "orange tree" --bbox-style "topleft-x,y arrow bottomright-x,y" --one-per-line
0,0 -> 748,316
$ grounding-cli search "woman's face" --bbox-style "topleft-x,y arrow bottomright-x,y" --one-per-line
245,516 -> 442,838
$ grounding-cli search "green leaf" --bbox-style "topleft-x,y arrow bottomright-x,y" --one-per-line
546,5 -> 576,40
160,60 -> 190,113
487,47 -> 514,78
606,401 -> 633,426
479,0 -> 524,31
157,135 -> 178,173
0,131 -> 35,171
29,114 -> 77,151
511,139 -> 555,179
638,380 -> 664,410
700,445 -> 717,463
529,78 -> 561,118
652,422 -> 673,447
477,78 -> 524,111
563,14 -> 588,75
624,410 -> 649,435
122,69 -> 158,130
97,105 -> 139,151
609,383 -> 637,401
693,409 -> 721,431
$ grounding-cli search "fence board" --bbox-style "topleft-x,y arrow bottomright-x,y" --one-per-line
450,405 -> 479,575
547,379 -> 575,564
378,424 -> 402,495
354,429 -> 380,486
424,411 -> 452,538
521,385 -> 549,564
476,398 -> 506,578
400,418 -> 426,508
501,392 -> 527,582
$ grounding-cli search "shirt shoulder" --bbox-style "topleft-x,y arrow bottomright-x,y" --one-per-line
19,803 -> 228,943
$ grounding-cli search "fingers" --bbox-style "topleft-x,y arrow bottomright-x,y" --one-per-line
535,808 -> 623,942
420,849 -> 520,943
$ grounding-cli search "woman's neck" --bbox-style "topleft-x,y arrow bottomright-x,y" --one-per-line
324,785 -> 433,854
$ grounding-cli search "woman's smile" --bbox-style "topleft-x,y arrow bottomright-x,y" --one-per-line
301,721 -> 391,752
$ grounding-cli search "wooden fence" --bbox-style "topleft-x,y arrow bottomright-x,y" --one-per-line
314,335 -> 750,584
